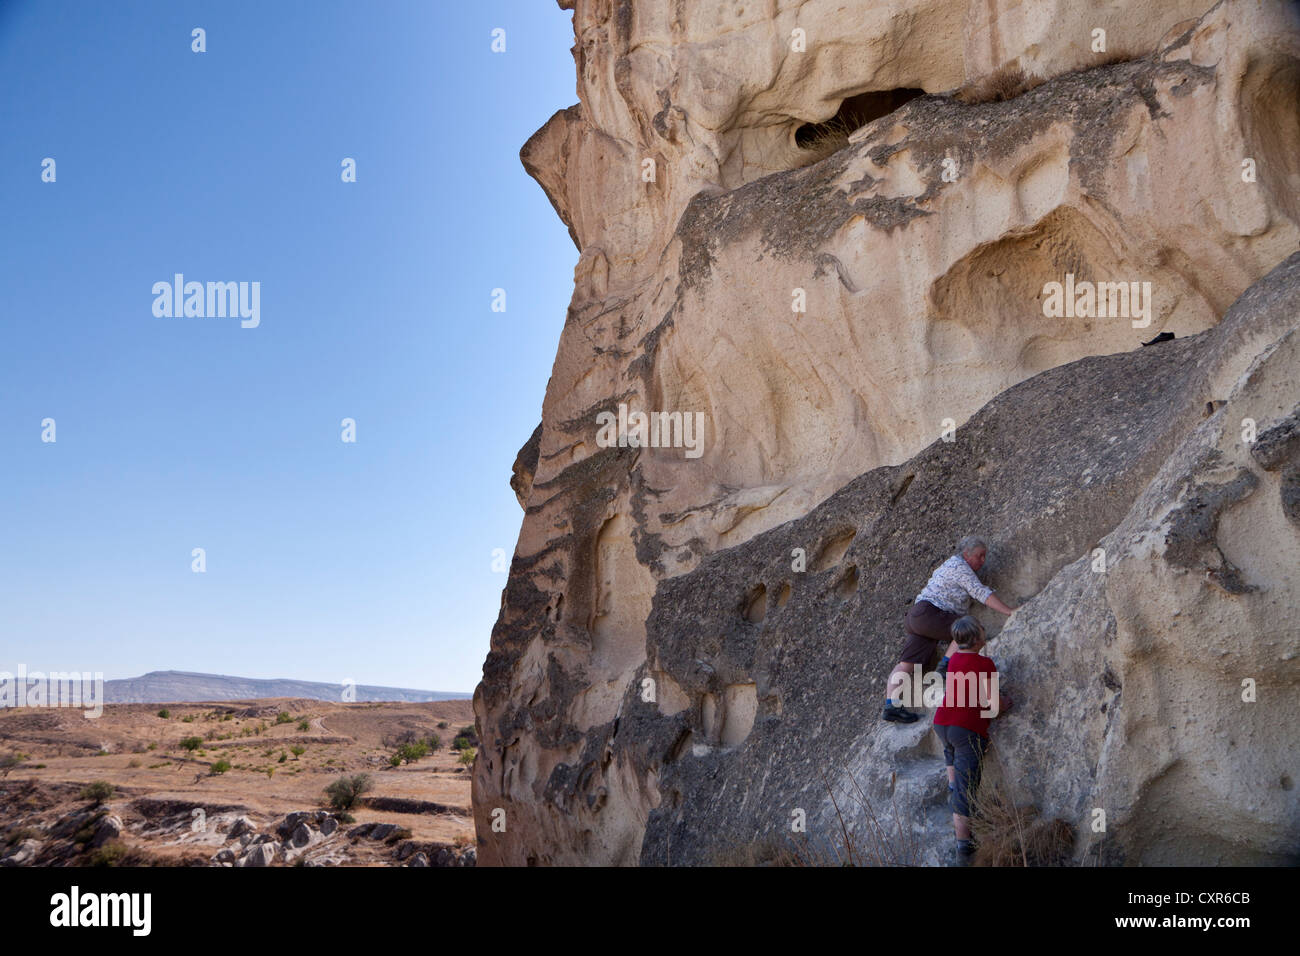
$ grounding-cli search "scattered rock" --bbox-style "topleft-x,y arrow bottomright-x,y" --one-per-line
236,843 -> 277,867
0,839 -> 39,867
90,815 -> 123,848
289,822 -> 314,849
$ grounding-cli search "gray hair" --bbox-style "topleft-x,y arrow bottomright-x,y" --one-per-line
956,535 -> 988,557
950,615 -> 985,648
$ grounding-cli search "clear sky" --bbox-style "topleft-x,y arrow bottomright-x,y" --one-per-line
0,1 -> 579,693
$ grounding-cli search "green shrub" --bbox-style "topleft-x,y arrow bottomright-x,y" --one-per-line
156,709 -> 170,719
290,745 -> 305,759
5,827 -> 39,846
458,747 -> 476,766
324,773 -> 372,811
0,753 -> 26,776
275,712 -> 292,725
180,736 -> 203,753
209,759 -> 231,775
278,751 -> 287,763
451,736 -> 470,751
87,841 -> 127,867
389,755 -> 401,767
297,719 -> 310,731
395,741 -> 428,765
181,715 -> 194,723
79,781 -> 115,804
426,735 -> 442,752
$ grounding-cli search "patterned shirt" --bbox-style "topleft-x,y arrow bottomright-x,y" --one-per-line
915,554 -> 994,615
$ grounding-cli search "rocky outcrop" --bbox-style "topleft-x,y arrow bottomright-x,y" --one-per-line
474,0 -> 1300,865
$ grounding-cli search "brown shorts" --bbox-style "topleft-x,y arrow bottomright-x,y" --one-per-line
898,600 -> 962,665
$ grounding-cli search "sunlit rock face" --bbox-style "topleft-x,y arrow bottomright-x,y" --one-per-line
474,0 -> 1300,866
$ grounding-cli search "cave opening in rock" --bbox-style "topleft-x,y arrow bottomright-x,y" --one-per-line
795,88 -> 926,149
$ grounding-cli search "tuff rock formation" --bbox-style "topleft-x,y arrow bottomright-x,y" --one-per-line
474,0 -> 1300,865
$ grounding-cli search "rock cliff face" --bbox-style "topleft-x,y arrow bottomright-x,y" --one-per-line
474,0 -> 1300,865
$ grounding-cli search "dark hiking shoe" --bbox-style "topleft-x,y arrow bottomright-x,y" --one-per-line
882,703 -> 920,723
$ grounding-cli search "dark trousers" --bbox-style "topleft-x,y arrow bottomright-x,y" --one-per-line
934,723 -> 988,817
898,600 -> 961,665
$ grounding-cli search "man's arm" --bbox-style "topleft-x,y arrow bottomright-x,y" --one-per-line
985,593 -> 1018,615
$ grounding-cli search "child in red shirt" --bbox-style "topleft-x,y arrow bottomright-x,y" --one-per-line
933,616 -> 1012,863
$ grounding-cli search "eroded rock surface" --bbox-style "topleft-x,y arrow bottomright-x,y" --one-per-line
474,0 -> 1300,865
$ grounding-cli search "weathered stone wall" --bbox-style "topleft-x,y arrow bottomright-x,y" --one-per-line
474,0 -> 1300,865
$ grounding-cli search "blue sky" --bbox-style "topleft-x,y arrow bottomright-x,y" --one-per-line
0,1 -> 578,693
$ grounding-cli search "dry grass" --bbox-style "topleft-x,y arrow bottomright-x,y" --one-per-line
970,753 -> 1075,866
793,113 -> 862,163
955,66 -> 1046,104
957,43 -> 1150,106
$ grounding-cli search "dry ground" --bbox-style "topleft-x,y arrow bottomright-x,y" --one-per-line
0,698 -> 476,866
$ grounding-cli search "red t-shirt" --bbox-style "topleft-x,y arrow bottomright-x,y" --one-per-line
933,651 -> 999,738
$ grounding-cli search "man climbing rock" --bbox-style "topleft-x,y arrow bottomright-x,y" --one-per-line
882,535 -> 1017,723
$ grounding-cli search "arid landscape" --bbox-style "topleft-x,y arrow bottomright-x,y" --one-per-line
0,698 -> 476,867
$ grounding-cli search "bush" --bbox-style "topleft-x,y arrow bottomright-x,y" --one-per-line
278,751 -> 287,763
388,755 -> 402,767
209,759 -> 231,775
179,736 -> 203,753
290,746 -> 305,759
156,709 -> 170,719
451,736 -> 471,751
426,735 -> 442,752
324,773 -> 372,811
436,721 -> 448,730
394,741 -> 429,765
297,719 -> 310,731
457,747 -> 476,766
275,712 -> 292,725
87,841 -> 127,867
181,715 -> 194,723
0,753 -> 26,777
80,781 -> 115,804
